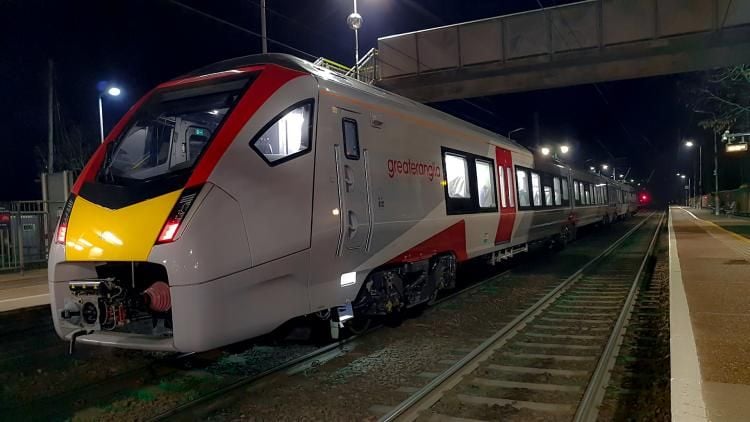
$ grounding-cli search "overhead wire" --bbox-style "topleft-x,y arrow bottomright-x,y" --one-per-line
168,0 -> 319,60
535,0 -> 655,159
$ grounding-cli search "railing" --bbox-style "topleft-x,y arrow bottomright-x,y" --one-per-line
0,200 -> 65,272
314,48 -> 379,84
344,48 -> 379,84
313,57 -> 351,75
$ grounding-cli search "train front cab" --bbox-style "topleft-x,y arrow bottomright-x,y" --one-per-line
48,59 -> 327,352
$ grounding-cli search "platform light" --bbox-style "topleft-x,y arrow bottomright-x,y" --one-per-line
727,144 -> 748,153
106,87 -> 121,97
681,175 -> 686,179
340,272 -> 356,287
541,147 -> 550,156
559,145 -> 570,154
601,164 -> 609,170
619,174 -> 624,178
685,140 -> 694,147
589,166 -> 595,171
676,172 -> 681,176
332,208 -> 340,216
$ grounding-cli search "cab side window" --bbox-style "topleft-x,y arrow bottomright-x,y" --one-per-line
251,100 -> 314,165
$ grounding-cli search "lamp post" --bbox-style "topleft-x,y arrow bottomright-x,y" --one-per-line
678,174 -> 691,207
507,127 -> 525,142
346,0 -> 363,79
685,140 -> 702,208
98,86 -> 121,143
693,110 -> 721,215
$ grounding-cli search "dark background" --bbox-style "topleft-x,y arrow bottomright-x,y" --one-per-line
0,0 -> 737,202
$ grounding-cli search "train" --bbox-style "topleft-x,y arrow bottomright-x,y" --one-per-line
48,54 -> 638,352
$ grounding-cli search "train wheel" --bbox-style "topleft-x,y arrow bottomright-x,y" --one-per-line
346,316 -> 372,335
428,255 -> 457,305
556,225 -> 571,250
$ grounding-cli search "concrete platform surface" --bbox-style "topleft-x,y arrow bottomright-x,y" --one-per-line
670,206 -> 750,421
0,269 -> 49,313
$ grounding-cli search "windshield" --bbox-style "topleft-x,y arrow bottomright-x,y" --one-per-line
100,75 -> 253,183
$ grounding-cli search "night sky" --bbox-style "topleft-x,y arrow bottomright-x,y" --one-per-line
0,0 -> 732,202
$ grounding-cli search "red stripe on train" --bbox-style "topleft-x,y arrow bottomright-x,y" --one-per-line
388,220 -> 468,264
187,64 -> 306,187
494,146 -> 516,244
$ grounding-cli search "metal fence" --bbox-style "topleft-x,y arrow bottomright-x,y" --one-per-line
0,200 -> 66,271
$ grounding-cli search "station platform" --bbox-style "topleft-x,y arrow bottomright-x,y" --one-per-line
0,269 -> 49,313
669,206 -> 750,421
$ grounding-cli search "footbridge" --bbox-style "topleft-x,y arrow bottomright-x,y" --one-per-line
356,0 -> 750,102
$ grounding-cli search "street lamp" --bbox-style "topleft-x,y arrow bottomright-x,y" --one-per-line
693,109 -> 721,215
540,144 -> 572,161
507,127 -> 525,141
99,86 -> 121,143
684,139 -> 702,209
346,0 -> 363,79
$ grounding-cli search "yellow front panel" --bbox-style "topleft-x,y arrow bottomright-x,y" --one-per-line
65,190 -> 182,261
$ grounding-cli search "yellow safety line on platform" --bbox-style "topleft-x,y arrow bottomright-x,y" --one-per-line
679,207 -> 750,245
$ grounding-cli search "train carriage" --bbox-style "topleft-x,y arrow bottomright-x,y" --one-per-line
49,54 -> 637,352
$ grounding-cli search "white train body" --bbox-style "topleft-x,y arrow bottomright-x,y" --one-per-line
48,54 -> 638,352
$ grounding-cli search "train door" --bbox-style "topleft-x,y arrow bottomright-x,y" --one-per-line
494,146 -> 516,244
335,109 -> 373,253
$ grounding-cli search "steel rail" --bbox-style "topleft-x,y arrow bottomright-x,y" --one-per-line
149,269 -> 515,420
573,211 -> 665,421
378,211 -> 657,422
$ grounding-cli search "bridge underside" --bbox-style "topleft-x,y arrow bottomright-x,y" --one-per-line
372,0 -> 750,102
376,26 -> 750,102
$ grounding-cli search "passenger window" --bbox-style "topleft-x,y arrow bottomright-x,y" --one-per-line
445,154 -> 470,199
342,118 -> 360,159
574,181 -> 580,201
543,185 -> 553,206
476,160 -> 496,208
516,169 -> 530,207
497,166 -> 507,208
553,177 -> 562,206
252,101 -> 313,165
561,179 -> 569,202
506,168 -> 514,207
531,172 -> 541,206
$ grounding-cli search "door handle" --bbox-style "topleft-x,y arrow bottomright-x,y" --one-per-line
347,211 -> 358,239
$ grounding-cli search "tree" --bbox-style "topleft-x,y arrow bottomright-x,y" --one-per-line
686,65 -> 750,133
35,96 -> 98,174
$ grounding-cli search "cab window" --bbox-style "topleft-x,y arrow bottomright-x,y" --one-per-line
252,101 -> 314,165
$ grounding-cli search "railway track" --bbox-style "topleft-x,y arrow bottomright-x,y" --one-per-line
150,216 -> 655,421
147,269 -> 517,421
0,215 -> 654,421
378,211 -> 664,422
